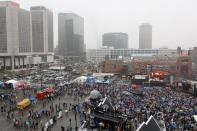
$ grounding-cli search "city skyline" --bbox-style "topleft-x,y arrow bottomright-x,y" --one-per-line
10,0 -> 197,49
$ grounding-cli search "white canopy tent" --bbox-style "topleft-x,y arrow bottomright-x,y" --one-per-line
193,115 -> 197,122
5,79 -> 18,88
71,76 -> 87,84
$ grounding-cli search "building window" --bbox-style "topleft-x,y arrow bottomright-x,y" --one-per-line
114,64 -> 116,69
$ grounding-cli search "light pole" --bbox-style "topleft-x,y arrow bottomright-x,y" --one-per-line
164,55 -> 172,85
69,118 -> 72,128
75,108 -> 78,131
147,64 -> 152,87
149,73 -> 150,88
39,63 -> 43,89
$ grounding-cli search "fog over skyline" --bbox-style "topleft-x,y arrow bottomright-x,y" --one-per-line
12,0 -> 197,49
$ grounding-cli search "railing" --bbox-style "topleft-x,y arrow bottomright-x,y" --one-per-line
91,110 -> 127,123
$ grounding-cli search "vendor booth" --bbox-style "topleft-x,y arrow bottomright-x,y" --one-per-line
15,80 -> 30,90
72,76 -> 87,84
36,91 -> 46,100
36,87 -> 55,100
29,95 -> 37,104
5,80 -> 18,88
0,81 -> 4,88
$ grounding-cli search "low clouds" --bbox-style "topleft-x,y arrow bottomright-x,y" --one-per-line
14,0 -> 197,49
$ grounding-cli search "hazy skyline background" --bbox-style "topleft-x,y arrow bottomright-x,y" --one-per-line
11,0 -> 197,49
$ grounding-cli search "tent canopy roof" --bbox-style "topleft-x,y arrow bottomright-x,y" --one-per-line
6,79 -> 18,84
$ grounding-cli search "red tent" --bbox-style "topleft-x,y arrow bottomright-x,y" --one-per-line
36,91 -> 47,100
36,87 -> 55,100
44,87 -> 55,93
16,80 -> 30,89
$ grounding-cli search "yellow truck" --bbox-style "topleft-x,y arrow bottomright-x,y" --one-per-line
16,98 -> 30,110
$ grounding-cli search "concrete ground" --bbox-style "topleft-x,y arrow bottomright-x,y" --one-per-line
0,89 -> 85,131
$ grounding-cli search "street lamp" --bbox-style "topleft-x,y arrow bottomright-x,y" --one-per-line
39,63 -> 43,89
147,64 -> 152,87
74,106 -> 78,131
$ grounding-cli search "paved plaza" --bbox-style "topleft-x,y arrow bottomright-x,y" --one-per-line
0,89 -> 85,131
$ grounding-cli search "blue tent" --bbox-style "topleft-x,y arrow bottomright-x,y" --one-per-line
86,76 -> 95,86
75,104 -> 81,113
29,95 -> 37,104
0,81 -> 4,88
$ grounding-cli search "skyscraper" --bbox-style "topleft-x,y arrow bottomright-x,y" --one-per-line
58,13 -> 84,57
18,9 -> 32,53
102,32 -> 128,49
0,2 -> 54,70
30,6 -> 53,53
0,1 -> 32,70
139,23 -> 152,49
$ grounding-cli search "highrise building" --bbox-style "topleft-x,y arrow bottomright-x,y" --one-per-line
58,13 -> 84,57
102,32 -> 128,49
0,1 -> 32,70
0,2 -> 54,70
139,23 -> 152,49
30,6 -> 53,54
18,9 -> 32,53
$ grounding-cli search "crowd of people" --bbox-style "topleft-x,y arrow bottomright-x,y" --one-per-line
1,76 -> 197,131
73,81 -> 197,131
0,85 -> 84,131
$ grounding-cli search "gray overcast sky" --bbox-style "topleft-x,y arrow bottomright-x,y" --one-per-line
12,0 -> 197,49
